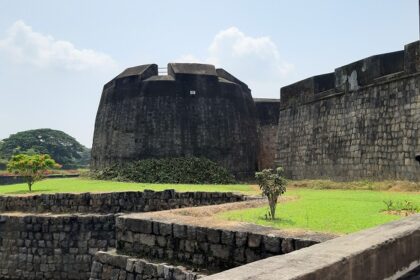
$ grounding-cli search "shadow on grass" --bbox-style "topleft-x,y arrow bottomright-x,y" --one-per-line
3,189 -> 51,195
261,216 -> 296,226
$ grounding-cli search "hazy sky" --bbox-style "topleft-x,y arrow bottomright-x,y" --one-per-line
0,0 -> 418,147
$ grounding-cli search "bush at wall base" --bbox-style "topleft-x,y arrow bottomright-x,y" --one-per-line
92,157 -> 237,184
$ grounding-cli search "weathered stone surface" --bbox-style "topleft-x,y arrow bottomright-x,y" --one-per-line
277,41 -> 420,181
0,191 -> 246,279
200,214 -> 420,280
262,235 -> 281,254
248,234 -> 262,248
206,229 -> 221,244
116,215 -> 321,271
89,250 -> 204,280
0,190 -> 244,213
0,214 -> 115,280
254,99 -> 280,170
91,63 -> 258,179
210,244 -> 230,260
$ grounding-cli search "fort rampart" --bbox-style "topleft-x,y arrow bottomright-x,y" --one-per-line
276,41 -> 420,180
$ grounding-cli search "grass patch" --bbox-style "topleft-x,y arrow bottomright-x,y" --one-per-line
218,189 -> 420,234
0,178 -> 255,195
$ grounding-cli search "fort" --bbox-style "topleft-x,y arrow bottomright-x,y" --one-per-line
91,63 -> 263,179
4,39 -> 420,280
92,42 -> 420,182
91,63 -> 282,179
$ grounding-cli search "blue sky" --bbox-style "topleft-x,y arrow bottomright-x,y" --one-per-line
0,0 -> 417,147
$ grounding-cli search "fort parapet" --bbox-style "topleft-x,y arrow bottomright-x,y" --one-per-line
277,41 -> 420,180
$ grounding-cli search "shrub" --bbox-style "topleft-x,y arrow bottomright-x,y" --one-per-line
92,157 -> 236,184
255,167 -> 287,220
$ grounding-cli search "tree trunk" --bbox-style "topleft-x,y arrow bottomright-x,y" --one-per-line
269,195 -> 278,220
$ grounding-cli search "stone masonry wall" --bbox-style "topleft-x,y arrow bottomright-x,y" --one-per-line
254,99 -> 280,170
277,41 -> 420,180
0,213 -> 115,280
89,250 -> 204,280
116,217 -> 319,271
278,74 -> 420,180
92,63 -> 258,179
0,191 -> 245,213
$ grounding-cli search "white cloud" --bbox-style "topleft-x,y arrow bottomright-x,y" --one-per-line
0,20 -> 117,71
176,27 -> 295,97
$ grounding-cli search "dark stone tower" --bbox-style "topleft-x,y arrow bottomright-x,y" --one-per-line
91,63 -> 258,178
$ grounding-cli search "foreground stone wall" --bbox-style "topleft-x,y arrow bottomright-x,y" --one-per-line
0,191 -> 246,279
89,250 -> 204,280
0,214 -> 115,280
116,216 -> 320,271
0,191 -> 244,213
202,214 -> 420,280
277,41 -> 420,180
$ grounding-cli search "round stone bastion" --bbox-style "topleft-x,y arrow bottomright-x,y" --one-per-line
91,63 -> 258,178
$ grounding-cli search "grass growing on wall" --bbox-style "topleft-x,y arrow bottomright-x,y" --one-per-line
0,178 -> 255,195
218,189 -> 420,234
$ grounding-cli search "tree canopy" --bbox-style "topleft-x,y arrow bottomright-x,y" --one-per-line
7,154 -> 60,192
0,129 -> 90,168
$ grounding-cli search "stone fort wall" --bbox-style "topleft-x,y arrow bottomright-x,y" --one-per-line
254,99 -> 280,170
276,41 -> 420,180
91,63 -> 258,179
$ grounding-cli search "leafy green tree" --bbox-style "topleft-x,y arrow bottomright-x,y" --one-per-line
0,129 -> 89,168
255,167 -> 287,220
7,154 -> 60,192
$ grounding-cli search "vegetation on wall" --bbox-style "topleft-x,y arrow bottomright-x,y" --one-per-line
93,157 -> 236,184
0,129 -> 90,169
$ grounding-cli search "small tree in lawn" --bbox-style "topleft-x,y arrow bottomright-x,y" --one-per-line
7,154 -> 60,192
255,167 -> 287,220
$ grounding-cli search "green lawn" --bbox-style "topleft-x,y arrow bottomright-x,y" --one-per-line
0,178 -> 255,195
218,189 -> 420,234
